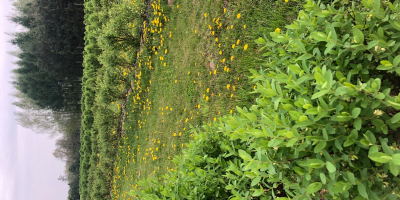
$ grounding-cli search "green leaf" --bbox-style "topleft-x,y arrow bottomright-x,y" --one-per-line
364,130 -> 376,144
393,154 -> 400,165
244,160 -> 259,171
314,72 -> 325,85
296,54 -> 313,61
353,27 -> 364,44
286,138 -> 298,147
348,172 -> 355,184
389,160 -> 399,176
314,141 -> 326,153
251,176 -> 261,186
354,118 -> 362,130
368,152 -> 392,163
306,182 -> 323,194
305,159 -> 326,168
352,107 -> 361,118
391,113 -> 400,123
255,37 -> 266,45
320,173 -> 327,184
381,142 -> 394,156
389,20 -> 400,31
381,60 -> 393,67
252,188 -> 264,197
238,150 -> 252,161
289,64 -> 302,74
335,87 -> 347,96
393,55 -> 400,66
311,90 -> 330,99
377,65 -> 393,70
326,161 -> 336,173
311,32 -> 328,42
367,40 -> 379,49
358,183 -> 368,199
373,0 -> 380,11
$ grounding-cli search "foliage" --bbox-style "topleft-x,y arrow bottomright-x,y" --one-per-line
79,0 -> 145,199
129,0 -> 400,199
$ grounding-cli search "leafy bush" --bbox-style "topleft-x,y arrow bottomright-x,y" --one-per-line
129,0 -> 400,199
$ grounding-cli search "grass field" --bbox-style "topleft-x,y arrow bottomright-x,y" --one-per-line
104,0 -> 302,199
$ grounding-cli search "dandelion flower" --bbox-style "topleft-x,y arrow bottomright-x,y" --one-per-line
275,27 -> 281,33
219,50 -> 222,55
227,84 -> 230,89
243,25 -> 246,29
244,44 -> 248,50
236,39 -> 240,45
215,38 -> 218,42
237,13 -> 241,19
232,44 -> 235,49
204,13 -> 207,17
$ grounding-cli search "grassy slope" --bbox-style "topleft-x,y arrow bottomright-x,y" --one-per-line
106,0 -> 302,199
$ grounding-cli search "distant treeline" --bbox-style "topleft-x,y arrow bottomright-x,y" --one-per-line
10,0 -> 84,199
11,0 -> 84,112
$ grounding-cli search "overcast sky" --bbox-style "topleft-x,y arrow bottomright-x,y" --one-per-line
0,1 -> 68,199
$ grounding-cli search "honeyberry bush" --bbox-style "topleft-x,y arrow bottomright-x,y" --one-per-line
129,0 -> 400,199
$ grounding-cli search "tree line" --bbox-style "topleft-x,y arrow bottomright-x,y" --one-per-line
10,0 -> 85,199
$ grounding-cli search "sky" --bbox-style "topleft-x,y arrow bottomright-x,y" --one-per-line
0,1 -> 68,200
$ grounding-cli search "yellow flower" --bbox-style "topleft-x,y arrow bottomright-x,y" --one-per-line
195,30 -> 197,33
198,104 -> 201,108
231,56 -> 234,60
243,25 -> 246,29
227,84 -> 230,89
175,79 -> 177,83
275,27 -> 281,33
214,118 -> 217,121
206,88 -> 209,93
236,39 -> 240,45
214,69 -> 217,74
204,13 -> 207,17
215,38 -> 218,42
285,0 -> 288,2
222,58 -> 225,63
244,44 -> 248,50
177,5 -> 179,8
232,44 -> 235,49
224,8 -> 226,13
219,50 -> 222,55
206,96 -> 209,101
230,110 -> 233,114
237,13 -> 241,19
231,25 -> 233,29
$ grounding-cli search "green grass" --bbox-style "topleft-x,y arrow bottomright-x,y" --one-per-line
104,0 -> 302,199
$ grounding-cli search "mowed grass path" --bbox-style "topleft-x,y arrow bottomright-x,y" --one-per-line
109,0 -> 300,199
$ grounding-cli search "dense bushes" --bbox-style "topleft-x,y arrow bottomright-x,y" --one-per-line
79,0 -> 145,199
129,0 -> 400,199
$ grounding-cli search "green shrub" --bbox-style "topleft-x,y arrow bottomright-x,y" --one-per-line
129,0 -> 400,199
